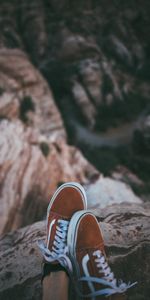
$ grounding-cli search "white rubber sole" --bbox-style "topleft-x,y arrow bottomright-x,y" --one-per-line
47,182 -> 87,222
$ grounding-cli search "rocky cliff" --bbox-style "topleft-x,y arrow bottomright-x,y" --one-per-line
0,0 -> 150,176
0,0 -> 150,299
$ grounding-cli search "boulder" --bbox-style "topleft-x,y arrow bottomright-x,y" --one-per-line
85,176 -> 142,209
0,203 -> 150,300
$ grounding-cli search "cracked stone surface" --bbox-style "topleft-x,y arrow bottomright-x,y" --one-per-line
0,203 -> 150,300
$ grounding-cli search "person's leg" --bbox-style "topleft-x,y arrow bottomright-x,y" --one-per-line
38,182 -> 87,300
42,271 -> 69,300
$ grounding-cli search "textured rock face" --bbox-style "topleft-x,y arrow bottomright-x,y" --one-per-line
0,119 -> 98,234
0,1 -> 149,132
0,119 -> 51,234
0,40 -> 99,235
41,6 -> 150,132
0,48 -> 69,224
0,0 -> 149,201
0,203 -> 149,300
0,48 -> 65,141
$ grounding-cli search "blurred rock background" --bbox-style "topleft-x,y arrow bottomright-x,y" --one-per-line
0,0 -> 150,299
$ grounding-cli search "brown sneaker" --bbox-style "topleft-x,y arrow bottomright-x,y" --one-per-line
67,211 -> 137,299
38,182 -> 87,269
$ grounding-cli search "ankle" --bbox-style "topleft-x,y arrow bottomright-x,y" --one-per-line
42,263 -> 69,282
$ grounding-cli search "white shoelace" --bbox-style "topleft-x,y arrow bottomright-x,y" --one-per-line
38,219 -> 72,271
80,250 -> 137,297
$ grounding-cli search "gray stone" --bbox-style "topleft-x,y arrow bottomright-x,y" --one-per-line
85,176 -> 142,209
